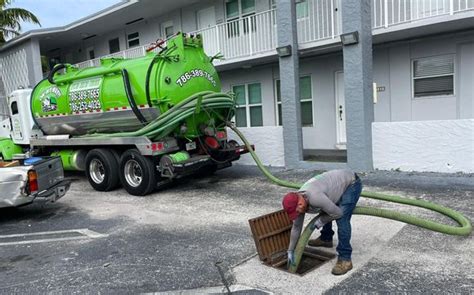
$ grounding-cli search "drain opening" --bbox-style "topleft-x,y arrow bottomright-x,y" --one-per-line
248,210 -> 335,276
271,247 -> 335,275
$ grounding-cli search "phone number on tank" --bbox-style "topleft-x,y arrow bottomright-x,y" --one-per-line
176,69 -> 217,87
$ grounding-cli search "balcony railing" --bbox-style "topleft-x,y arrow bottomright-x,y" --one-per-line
73,0 -> 474,69
75,46 -> 148,69
373,0 -> 474,28
190,9 -> 278,60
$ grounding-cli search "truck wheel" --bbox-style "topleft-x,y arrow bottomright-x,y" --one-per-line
119,149 -> 155,196
85,149 -> 120,191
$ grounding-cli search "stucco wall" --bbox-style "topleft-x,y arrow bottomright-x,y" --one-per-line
220,54 -> 346,151
375,33 -> 474,123
372,119 -> 474,173
0,38 -> 42,94
458,41 -> 474,119
227,126 -> 285,167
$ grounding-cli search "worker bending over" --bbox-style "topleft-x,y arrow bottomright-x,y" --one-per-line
282,169 -> 362,275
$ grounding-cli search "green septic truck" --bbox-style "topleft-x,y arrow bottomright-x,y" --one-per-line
0,34 -> 251,195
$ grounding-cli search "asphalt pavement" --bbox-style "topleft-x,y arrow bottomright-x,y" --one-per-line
0,165 -> 472,294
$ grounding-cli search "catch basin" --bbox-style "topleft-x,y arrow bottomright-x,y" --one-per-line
248,210 -> 335,276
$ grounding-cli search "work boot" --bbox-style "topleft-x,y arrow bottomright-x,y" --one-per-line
331,260 -> 353,275
308,237 -> 333,248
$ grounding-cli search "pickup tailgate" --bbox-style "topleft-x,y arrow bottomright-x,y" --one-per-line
34,157 -> 65,192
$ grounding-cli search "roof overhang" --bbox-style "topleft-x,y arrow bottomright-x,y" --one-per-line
0,0 -> 199,53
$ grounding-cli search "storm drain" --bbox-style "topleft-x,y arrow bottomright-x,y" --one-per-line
0,229 -> 107,246
248,210 -> 335,276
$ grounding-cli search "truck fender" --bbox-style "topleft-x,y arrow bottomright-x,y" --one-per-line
0,138 -> 23,160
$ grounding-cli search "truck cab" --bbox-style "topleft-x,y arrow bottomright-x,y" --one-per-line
0,89 -> 42,147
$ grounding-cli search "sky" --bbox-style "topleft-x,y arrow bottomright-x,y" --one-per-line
10,0 -> 122,33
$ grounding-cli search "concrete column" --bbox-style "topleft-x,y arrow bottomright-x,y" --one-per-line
342,0 -> 374,171
25,38 -> 44,86
276,0 -> 303,168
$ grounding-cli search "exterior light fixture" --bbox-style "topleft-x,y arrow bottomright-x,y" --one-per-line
340,31 -> 359,46
276,45 -> 292,57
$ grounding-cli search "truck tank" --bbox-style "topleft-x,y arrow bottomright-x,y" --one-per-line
31,34 -> 222,137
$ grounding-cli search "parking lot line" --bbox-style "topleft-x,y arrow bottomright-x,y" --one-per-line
0,228 -> 108,246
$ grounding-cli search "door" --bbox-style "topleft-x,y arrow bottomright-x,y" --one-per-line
86,47 -> 95,59
161,21 -> 174,39
335,71 -> 346,148
197,6 -> 216,29
10,100 -> 23,141
65,52 -> 74,64
197,7 -> 218,56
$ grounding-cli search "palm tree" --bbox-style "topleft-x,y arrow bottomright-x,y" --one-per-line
0,0 -> 40,44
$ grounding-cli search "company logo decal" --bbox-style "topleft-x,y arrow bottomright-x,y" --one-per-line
40,86 -> 61,112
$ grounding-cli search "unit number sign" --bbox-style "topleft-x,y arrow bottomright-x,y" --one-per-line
69,77 -> 103,112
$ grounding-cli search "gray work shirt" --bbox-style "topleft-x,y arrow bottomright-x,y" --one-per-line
288,169 -> 356,251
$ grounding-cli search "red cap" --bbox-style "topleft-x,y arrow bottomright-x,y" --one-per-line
282,192 -> 300,221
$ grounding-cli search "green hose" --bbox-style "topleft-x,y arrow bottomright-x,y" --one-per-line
79,90 -> 471,273
227,124 -> 472,273
81,91 -> 235,139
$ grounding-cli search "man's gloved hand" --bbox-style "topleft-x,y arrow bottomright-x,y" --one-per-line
287,250 -> 295,267
310,218 -> 324,230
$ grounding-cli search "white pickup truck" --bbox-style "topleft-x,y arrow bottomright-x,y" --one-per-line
0,156 -> 70,208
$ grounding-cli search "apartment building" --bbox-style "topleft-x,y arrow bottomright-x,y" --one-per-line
0,0 -> 473,172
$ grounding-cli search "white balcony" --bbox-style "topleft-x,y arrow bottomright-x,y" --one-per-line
373,0 -> 474,28
74,0 -> 474,69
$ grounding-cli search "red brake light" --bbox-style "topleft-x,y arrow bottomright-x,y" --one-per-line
27,170 -> 38,194
152,142 -> 164,151
216,131 -> 227,140
205,136 -> 220,149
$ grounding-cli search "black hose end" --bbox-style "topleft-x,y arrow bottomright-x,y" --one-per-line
47,64 -> 67,85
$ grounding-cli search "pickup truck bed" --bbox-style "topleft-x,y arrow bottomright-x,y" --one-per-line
0,157 -> 70,208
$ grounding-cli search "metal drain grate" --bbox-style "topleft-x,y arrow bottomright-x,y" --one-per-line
248,210 -> 292,264
0,229 -> 107,246
249,210 -> 335,275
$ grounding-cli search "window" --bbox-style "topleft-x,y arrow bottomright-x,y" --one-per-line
226,0 -> 256,37
413,55 -> 454,98
296,0 -> 309,19
161,21 -> 174,39
127,32 -> 140,48
226,0 -> 255,19
88,49 -> 95,60
271,0 -> 308,19
226,0 -> 240,19
165,26 -> 174,38
109,38 -> 120,54
275,76 -> 313,126
11,101 -> 18,115
233,82 -> 263,127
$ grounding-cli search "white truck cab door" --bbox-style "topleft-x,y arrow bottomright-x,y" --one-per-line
8,89 -> 36,145
10,99 -> 23,141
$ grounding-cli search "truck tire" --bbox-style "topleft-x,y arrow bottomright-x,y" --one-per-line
85,149 -> 120,191
119,149 -> 155,196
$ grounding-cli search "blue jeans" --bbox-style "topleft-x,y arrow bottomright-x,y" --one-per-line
320,176 -> 362,261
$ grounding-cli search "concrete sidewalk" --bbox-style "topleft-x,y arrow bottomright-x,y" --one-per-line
229,168 -> 474,294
